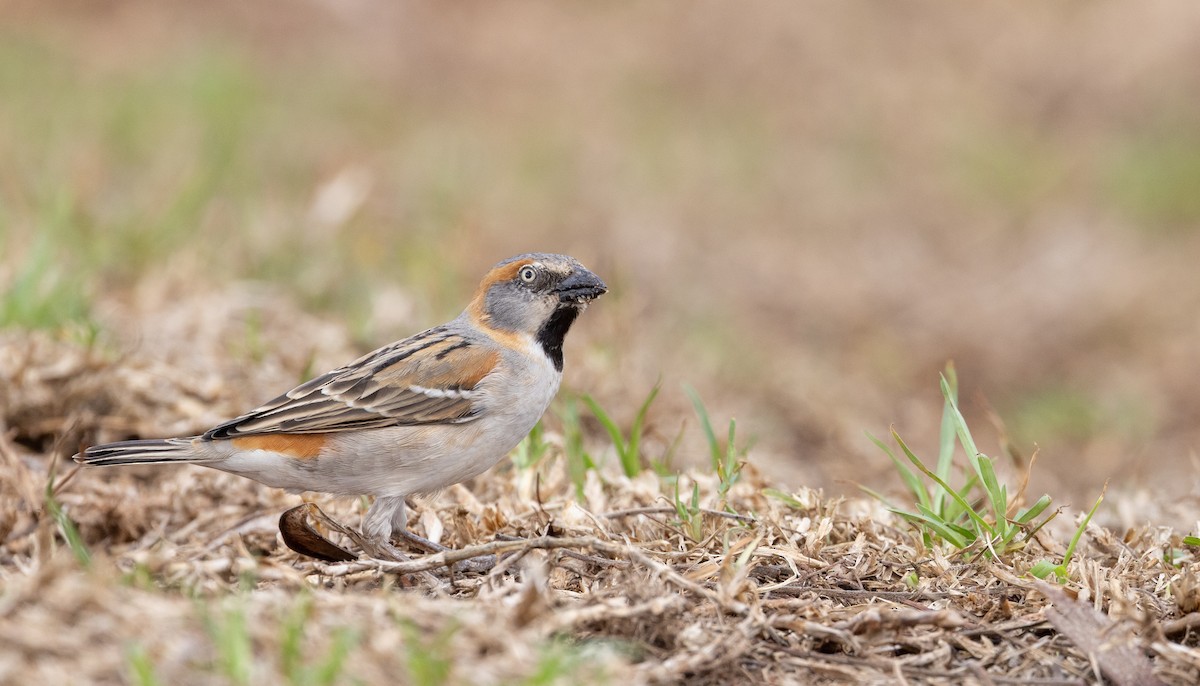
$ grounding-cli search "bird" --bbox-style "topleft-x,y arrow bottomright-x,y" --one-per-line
75,253 -> 607,551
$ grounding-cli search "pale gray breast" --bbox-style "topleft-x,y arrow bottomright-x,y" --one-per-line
479,341 -> 562,446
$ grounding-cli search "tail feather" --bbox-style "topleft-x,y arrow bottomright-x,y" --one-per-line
75,438 -> 204,466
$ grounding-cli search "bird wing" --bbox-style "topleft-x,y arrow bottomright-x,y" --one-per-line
204,327 -> 500,439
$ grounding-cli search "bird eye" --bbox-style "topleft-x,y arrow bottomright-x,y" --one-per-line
519,266 -> 537,283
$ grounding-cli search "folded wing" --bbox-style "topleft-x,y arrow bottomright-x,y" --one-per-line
205,327 -> 499,439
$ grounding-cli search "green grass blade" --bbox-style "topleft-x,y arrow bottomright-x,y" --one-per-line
1062,482 -> 1107,570
684,385 -> 720,469
935,363 -> 959,511
125,644 -> 161,686
400,620 -> 454,686
512,421 -> 549,471
280,595 -> 310,685
893,429 -> 994,538
313,628 -> 357,686
1019,504 -> 1062,543
213,606 -> 253,686
944,476 -> 981,524
939,373 -> 979,458
1014,494 -> 1053,524
724,417 -> 737,473
558,399 -> 594,498
582,394 -> 630,471
942,362 -> 959,405
975,455 -> 1007,523
672,478 -> 688,520
689,481 -> 704,539
653,422 -> 687,475
940,374 -> 1008,521
717,418 -> 743,499
626,382 -> 661,477
914,503 -> 976,540
763,488 -> 810,510
44,485 -> 91,568
866,431 -> 930,510
891,508 -> 970,548
1028,560 -> 1059,579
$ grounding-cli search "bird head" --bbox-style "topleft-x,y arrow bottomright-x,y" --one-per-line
466,253 -> 607,370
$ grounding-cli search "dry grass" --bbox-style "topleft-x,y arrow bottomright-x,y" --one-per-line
3,292 -> 1200,684
5,2 -> 1200,683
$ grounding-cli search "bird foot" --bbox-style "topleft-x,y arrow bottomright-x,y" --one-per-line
278,503 -> 495,573
393,528 -> 497,573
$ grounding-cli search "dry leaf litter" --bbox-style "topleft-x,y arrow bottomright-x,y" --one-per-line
1,287 -> 1199,685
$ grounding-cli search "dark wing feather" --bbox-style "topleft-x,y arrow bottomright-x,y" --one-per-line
204,327 -> 500,439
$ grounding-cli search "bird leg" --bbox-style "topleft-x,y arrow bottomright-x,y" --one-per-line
379,498 -> 495,574
363,495 -> 495,572
280,499 -> 494,573
362,495 -> 408,542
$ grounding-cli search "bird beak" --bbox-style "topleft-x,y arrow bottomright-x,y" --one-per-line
553,268 -> 608,305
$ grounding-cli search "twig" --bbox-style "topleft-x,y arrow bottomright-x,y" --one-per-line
769,613 -> 862,652
602,506 -> 757,523
1037,580 -> 1166,686
316,535 -> 750,614
958,617 -> 1051,638
548,595 -> 688,631
1161,612 -> 1200,637
763,585 -> 962,601
775,648 -> 1088,685
559,548 -> 631,569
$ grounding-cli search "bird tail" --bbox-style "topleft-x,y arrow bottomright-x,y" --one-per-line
75,438 -> 204,466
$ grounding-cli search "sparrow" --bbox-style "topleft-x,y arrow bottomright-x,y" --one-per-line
75,253 -> 606,549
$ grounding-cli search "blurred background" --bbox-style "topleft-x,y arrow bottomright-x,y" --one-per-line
3,1 -> 1200,510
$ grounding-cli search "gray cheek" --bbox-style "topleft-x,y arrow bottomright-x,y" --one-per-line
484,285 -> 552,334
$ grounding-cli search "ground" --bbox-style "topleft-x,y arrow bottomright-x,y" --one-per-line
3,2 -> 1200,684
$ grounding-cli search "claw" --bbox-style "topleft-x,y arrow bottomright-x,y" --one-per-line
393,528 -> 497,573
